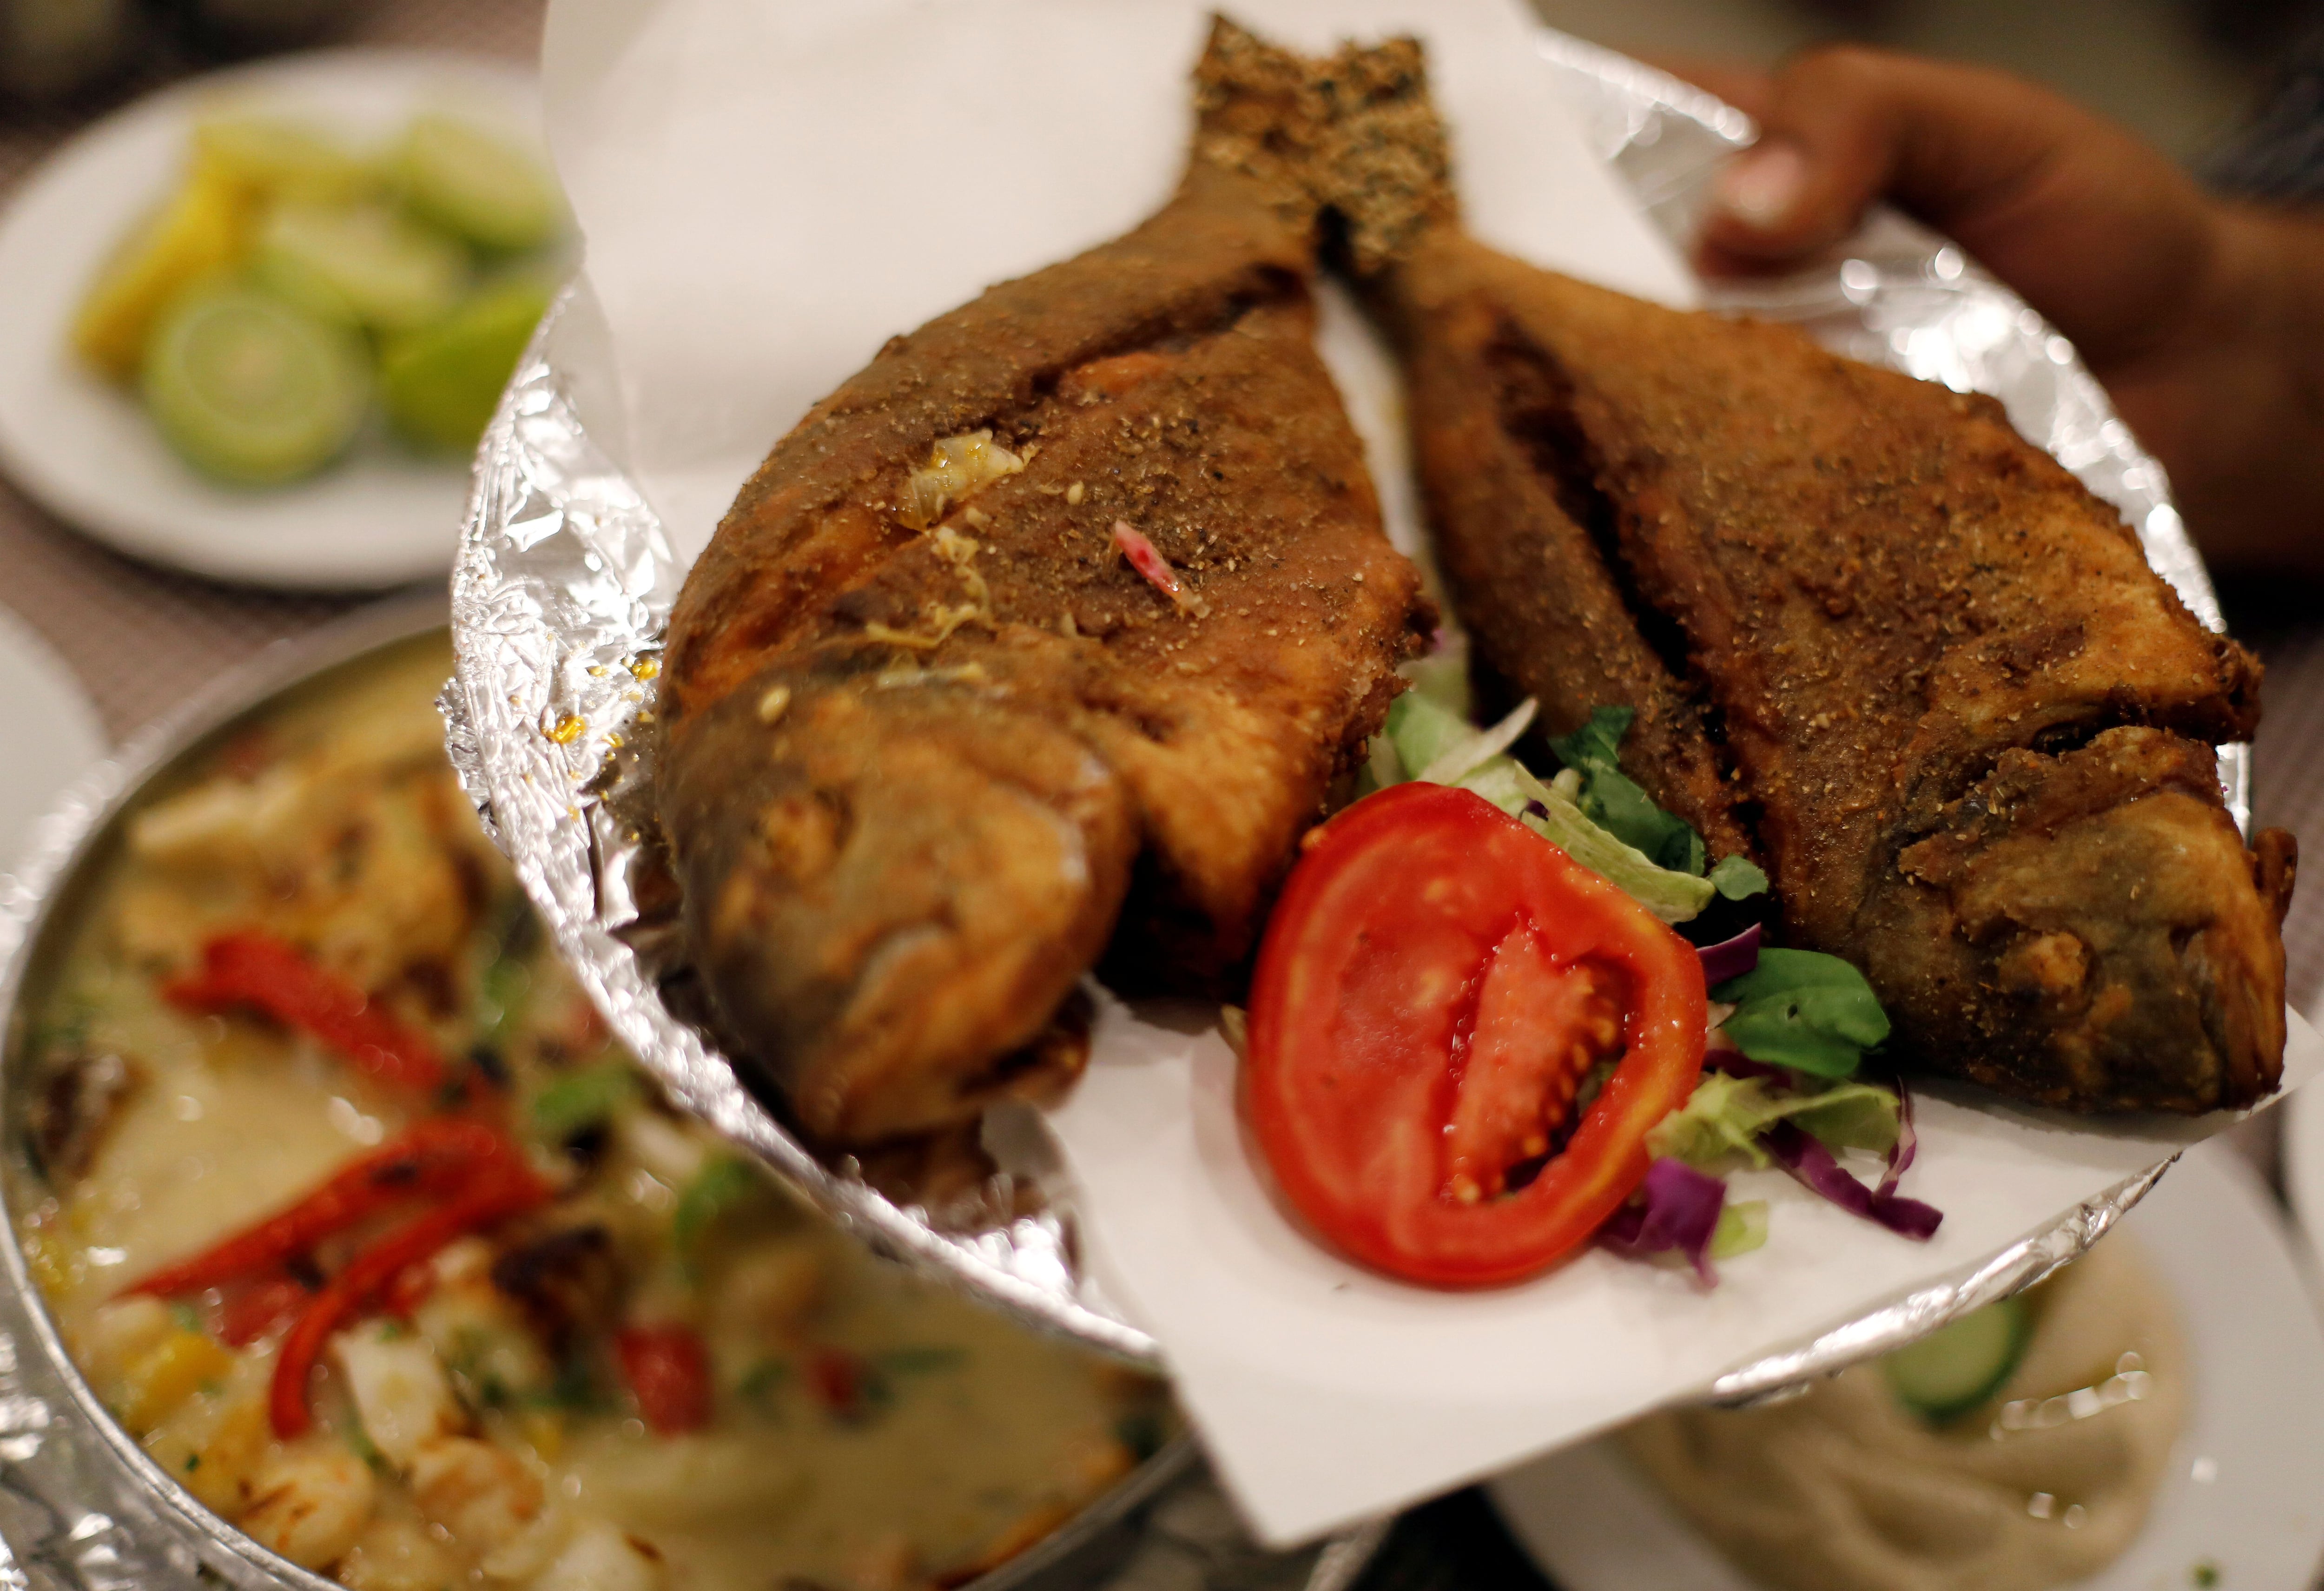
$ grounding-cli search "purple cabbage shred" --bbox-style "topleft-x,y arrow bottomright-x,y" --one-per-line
1697,923 -> 1762,986
1764,1121 -> 1942,1240
1878,1075 -> 1919,1199
1598,1157 -> 1729,1285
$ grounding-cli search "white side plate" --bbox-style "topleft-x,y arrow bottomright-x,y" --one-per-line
0,611 -> 103,874
1488,1138 -> 2324,1591
2284,1078 -> 2324,1304
0,49 -> 541,590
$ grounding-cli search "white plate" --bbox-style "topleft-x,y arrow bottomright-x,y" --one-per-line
2285,1077 -> 2324,1300
0,610 -> 104,871
1487,1136 -> 2324,1591
0,49 -> 543,590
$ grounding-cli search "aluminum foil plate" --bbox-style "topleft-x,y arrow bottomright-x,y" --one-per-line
445,30 -> 2234,1404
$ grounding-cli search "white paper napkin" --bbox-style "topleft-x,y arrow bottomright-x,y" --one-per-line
536,0 -> 2309,1550
1043,995 -> 2321,1543
539,0 -> 1694,562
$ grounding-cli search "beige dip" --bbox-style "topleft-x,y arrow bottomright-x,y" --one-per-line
1624,1235 -> 2186,1591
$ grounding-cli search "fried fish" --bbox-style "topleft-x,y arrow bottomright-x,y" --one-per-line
657,20 -> 1428,1145
1321,40 -> 2292,1113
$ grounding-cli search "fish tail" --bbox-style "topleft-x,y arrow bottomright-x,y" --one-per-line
1186,15 -> 1335,229
1312,32 -> 1459,277
1189,16 -> 1456,258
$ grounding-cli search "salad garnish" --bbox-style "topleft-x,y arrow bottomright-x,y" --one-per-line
1242,663 -> 1942,1287
1712,950 -> 1892,1079
1598,1158 -> 1752,1285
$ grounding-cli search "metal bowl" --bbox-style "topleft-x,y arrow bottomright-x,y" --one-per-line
0,599 -> 1289,1591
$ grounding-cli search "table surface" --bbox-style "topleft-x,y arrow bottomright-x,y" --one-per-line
3,5 -> 2318,1589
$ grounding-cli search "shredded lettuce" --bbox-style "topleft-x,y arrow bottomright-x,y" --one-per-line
1377,692 -> 1769,925
1380,691 -> 1475,785
1382,692 -> 1717,924
1548,707 -> 1706,876
1646,1069 -> 1902,1169
1711,1199 -> 1769,1260
1415,699 -> 1536,786
1709,854 -> 1769,900
1400,638 -> 1473,719
1713,949 -> 1892,1078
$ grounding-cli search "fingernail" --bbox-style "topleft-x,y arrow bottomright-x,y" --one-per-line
1713,141 -> 1807,230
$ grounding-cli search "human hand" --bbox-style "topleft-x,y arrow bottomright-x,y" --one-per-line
1661,46 -> 2324,580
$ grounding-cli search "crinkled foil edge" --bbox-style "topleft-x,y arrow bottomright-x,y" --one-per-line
443,24 -> 2227,1436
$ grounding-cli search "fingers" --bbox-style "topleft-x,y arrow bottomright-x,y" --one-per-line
1701,47 -> 2071,261
1697,45 -> 2224,373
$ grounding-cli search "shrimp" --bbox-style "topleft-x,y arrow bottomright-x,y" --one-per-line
239,1438 -> 376,1571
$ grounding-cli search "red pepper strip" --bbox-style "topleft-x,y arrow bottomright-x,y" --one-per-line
616,1325 -> 714,1434
218,1274 -> 314,1348
270,1160 -> 547,1439
123,1119 -> 512,1299
164,932 -> 448,1093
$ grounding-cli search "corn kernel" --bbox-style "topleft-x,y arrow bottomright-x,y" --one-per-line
119,1331 -> 237,1431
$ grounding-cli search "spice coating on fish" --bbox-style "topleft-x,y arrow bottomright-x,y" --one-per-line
658,20 -> 1429,1145
1326,39 -> 2289,1113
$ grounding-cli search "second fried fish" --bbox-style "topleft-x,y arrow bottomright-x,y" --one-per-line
1321,39 -> 2291,1115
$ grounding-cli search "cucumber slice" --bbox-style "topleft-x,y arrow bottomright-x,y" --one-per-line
251,200 -> 469,333
193,116 -> 375,203
379,275 -> 554,452
140,285 -> 369,485
391,114 -> 563,253
1882,1294 -> 2029,1422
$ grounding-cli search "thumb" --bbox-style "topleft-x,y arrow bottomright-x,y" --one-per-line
1697,46 -> 2219,371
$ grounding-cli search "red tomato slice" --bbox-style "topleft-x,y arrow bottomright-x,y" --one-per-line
1246,782 -> 1707,1287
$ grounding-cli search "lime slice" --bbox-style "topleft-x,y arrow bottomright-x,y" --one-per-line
390,114 -> 563,253
72,167 -> 251,382
192,116 -> 376,204
1882,1294 -> 2029,1422
141,285 -> 370,485
379,274 -> 554,452
251,200 -> 469,333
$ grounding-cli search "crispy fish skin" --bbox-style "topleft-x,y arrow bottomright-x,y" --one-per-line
1377,242 -> 1752,861
1328,42 -> 2288,1112
658,20 -> 1427,1144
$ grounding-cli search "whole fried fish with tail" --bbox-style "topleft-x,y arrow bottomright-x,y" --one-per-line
1321,40 -> 2291,1113
657,19 -> 1429,1146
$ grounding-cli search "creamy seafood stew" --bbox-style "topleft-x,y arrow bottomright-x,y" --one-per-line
10,637 -> 1171,1591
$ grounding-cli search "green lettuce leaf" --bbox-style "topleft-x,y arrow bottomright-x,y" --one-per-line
1646,1069 -> 1902,1168
1711,1199 -> 1770,1259
1709,854 -> 1769,900
1548,706 -> 1705,875
1386,692 -> 1716,923
1712,948 -> 1893,1078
